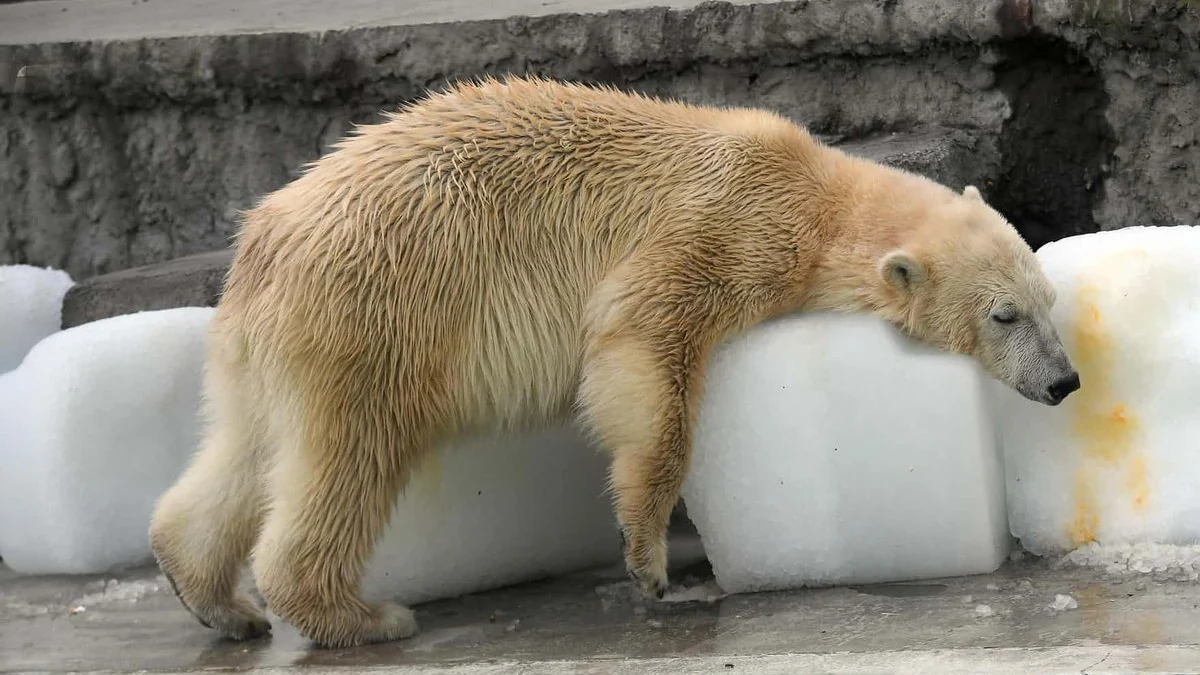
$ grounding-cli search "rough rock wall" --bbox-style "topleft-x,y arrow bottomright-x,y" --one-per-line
0,0 -> 1195,278
1037,0 -> 1200,233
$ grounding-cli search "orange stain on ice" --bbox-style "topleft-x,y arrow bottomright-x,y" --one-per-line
1066,283 -> 1146,547
1069,467 -> 1100,547
1126,455 -> 1149,512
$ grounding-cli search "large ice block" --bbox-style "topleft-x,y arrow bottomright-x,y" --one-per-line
993,226 -> 1200,556
681,311 -> 1008,593
0,308 -> 213,574
361,426 -> 622,605
0,305 -> 621,593
0,264 -> 74,373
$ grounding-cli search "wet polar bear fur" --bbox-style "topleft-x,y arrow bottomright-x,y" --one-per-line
148,76 -> 1080,648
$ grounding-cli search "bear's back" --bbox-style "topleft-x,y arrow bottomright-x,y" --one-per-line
274,78 -> 801,248
218,78 -> 825,429
227,77 -> 811,320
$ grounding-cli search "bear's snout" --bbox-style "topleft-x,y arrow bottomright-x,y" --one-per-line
1045,371 -> 1081,406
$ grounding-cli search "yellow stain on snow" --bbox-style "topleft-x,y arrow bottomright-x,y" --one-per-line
1126,455 -> 1149,512
1065,272 -> 1151,547
1070,466 -> 1100,546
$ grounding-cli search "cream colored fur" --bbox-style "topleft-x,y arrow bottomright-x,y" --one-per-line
148,76 -> 1073,648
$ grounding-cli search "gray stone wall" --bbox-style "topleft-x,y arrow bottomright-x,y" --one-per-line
1039,0 -> 1200,232
0,0 -> 1197,279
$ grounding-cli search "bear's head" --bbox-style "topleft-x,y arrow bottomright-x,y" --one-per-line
877,185 -> 1079,406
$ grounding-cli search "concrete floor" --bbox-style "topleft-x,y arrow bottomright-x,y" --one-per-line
5,534 -> 1200,674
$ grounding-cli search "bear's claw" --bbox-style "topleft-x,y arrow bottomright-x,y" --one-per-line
622,530 -> 670,600
156,559 -> 271,640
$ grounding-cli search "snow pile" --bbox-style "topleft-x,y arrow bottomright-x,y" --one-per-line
0,308 -> 213,574
359,425 -> 621,605
660,579 -> 726,604
1049,593 -> 1078,611
680,312 -> 1009,593
993,226 -> 1200,556
1060,542 -> 1200,583
0,264 -> 74,372
71,577 -> 165,607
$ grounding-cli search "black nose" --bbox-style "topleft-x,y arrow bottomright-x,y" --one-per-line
1047,371 -> 1081,403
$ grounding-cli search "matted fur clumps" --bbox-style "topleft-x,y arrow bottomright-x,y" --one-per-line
148,75 -> 1067,648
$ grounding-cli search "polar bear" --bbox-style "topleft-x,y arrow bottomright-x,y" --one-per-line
149,76 -> 1079,647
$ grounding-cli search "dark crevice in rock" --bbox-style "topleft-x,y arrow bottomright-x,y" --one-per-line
990,34 -> 1116,251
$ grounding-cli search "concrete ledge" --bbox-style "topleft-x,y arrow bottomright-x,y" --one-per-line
56,128 -> 993,329
60,249 -> 232,329
831,128 -> 994,195
0,0 -> 1018,103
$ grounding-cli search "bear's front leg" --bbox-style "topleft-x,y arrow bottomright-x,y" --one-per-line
579,270 -> 717,599
580,333 -> 701,598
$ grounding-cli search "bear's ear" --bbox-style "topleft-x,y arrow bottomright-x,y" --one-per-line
963,185 -> 984,202
879,249 -> 927,294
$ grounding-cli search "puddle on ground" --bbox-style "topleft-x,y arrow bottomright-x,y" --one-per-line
849,583 -> 948,598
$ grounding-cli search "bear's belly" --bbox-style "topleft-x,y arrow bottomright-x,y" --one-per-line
448,276 -> 591,436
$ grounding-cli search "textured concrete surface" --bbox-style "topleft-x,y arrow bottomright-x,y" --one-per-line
104,649 -> 1200,675
0,0 -> 1043,278
53,128 -> 990,327
3,0 -> 1198,278
4,535 -> 1200,674
1037,1 -> 1200,234
4,0 -> 1192,280
0,0 -> 758,44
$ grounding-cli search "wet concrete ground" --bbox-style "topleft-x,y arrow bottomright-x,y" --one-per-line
4,534 -> 1200,674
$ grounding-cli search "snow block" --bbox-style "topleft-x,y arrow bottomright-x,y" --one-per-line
0,308 -> 213,574
681,312 -> 1008,593
993,226 -> 1200,556
361,426 -> 621,605
0,264 -> 74,372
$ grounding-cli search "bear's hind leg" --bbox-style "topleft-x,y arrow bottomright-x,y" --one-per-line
250,389 -> 419,648
149,361 -> 271,641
